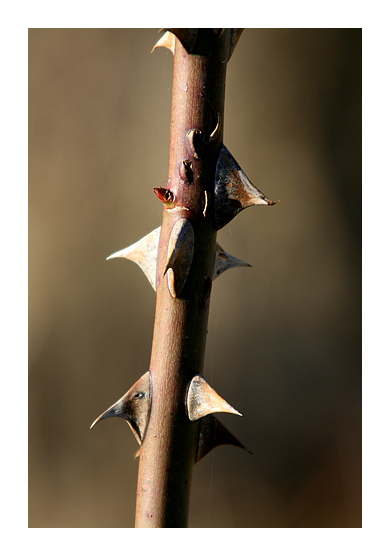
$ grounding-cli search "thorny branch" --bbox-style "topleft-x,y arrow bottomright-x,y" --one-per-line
91,28 -> 277,528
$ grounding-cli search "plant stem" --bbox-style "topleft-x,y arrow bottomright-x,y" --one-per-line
92,27 -> 276,527
134,30 -> 229,528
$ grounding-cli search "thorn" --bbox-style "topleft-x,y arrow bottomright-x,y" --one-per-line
228,29 -> 244,60
106,228 -> 251,292
186,374 -> 242,422
106,227 -> 160,290
196,414 -> 252,463
90,372 -> 151,445
159,28 -> 198,53
152,31 -> 175,54
165,218 -> 195,298
214,243 -> 252,279
214,144 -> 278,229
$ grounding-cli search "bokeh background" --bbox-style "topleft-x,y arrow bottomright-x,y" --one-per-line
29,28 -> 361,528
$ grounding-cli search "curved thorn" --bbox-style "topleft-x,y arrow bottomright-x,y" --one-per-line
196,415 -> 252,463
90,372 -> 151,445
186,374 -> 242,422
214,144 -> 278,229
106,227 -> 160,290
152,31 -> 175,54
159,28 -> 197,53
214,243 -> 252,280
106,227 -> 252,290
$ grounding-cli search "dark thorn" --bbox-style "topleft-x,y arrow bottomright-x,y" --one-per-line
196,415 -> 252,463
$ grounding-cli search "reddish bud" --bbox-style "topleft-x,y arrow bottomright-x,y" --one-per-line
154,188 -> 176,207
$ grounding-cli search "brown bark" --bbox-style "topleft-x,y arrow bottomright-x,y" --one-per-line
134,30 -> 230,528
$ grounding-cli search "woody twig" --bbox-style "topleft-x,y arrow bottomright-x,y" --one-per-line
91,28 -> 277,528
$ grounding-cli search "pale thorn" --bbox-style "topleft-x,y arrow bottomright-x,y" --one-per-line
214,144 -> 278,229
106,227 -> 160,290
90,371 -> 151,445
165,218 -> 195,298
106,226 -> 251,291
214,243 -> 252,280
158,28 -> 197,53
196,414 -> 252,463
186,374 -> 242,422
151,31 -> 176,55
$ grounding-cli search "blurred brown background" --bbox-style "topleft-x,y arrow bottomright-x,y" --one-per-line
29,28 -> 361,528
